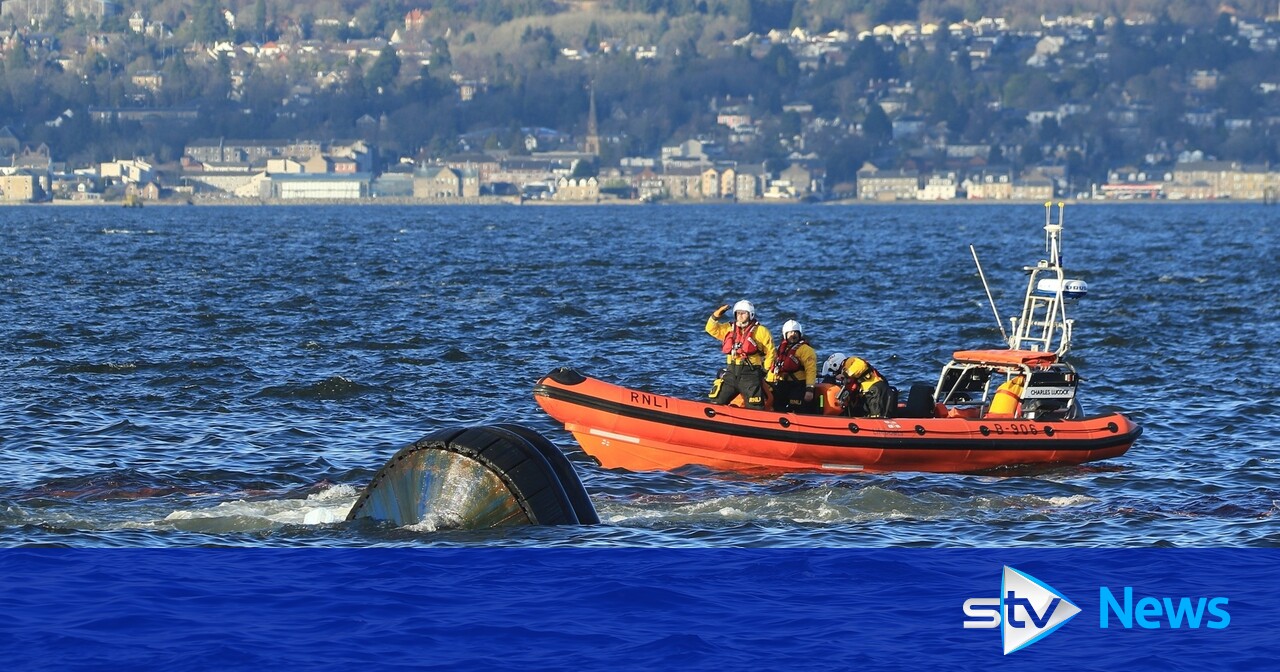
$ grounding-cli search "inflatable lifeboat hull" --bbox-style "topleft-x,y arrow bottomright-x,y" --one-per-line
533,369 -> 1141,474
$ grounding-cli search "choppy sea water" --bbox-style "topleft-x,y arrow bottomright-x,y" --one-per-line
0,203 -> 1277,547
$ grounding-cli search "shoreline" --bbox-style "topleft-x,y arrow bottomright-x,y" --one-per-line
7,196 -> 1276,207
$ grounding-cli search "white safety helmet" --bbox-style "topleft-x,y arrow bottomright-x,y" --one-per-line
781,319 -> 802,337
822,352 -> 847,379
732,300 -> 756,318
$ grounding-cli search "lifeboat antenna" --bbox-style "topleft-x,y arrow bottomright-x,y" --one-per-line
970,244 -> 1009,345
1008,202 -> 1083,357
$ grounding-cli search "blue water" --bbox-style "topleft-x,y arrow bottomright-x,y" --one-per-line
0,204 -> 1277,547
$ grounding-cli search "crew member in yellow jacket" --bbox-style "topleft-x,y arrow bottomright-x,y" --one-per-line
767,319 -> 818,413
837,356 -> 893,418
706,300 -> 775,409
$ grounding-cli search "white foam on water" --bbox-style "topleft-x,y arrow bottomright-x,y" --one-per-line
594,486 -> 1101,527
155,484 -> 360,532
403,513 -> 469,533
1042,495 -> 1097,507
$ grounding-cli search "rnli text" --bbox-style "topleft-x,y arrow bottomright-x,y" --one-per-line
630,392 -> 670,409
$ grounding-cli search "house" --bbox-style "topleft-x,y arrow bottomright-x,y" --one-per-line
457,79 -> 487,102
184,139 -> 310,166
779,163 -> 817,199
962,170 -> 1013,199
0,173 -> 38,202
1168,161 -> 1238,199
131,70 -> 164,93
52,173 -> 100,200
633,168 -> 665,201
945,144 -> 991,160
661,139 -> 717,165
1011,176 -> 1054,201
267,173 -> 370,200
445,154 -> 501,186
718,167 -> 737,199
1166,161 -> 1274,199
12,143 -> 52,173
404,8 -> 428,31
857,163 -> 918,201
489,157 -> 569,189
414,166 -> 462,198
89,106 -> 199,124
266,158 -> 305,174
554,176 -> 599,201
716,107 -> 752,129
126,181 -> 162,201
100,158 -> 154,185
303,154 -> 334,174
655,166 -> 705,200
917,172 -> 958,200
735,170 -> 761,200
701,168 -> 722,198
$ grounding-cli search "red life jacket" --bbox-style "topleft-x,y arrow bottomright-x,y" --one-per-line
721,322 -> 761,359
772,338 -> 806,376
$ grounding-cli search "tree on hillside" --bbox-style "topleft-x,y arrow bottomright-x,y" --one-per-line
253,0 -> 270,42
764,43 -> 799,81
433,38 -> 453,67
571,157 -> 598,178
4,44 -> 31,74
189,0 -> 231,43
585,21 -> 602,51
844,36 -> 901,84
160,52 -> 194,105
863,0 -> 918,24
863,103 -> 892,143
365,47 -> 402,94
825,135 -> 873,184
354,0 -> 401,38
745,0 -> 798,33
43,0 -> 70,32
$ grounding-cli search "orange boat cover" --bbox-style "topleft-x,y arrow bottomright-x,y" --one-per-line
951,349 -> 1058,367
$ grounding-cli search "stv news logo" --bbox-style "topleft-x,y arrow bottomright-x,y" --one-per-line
962,566 -> 1081,655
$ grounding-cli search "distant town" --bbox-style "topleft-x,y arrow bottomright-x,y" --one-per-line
2,1 -> 1280,204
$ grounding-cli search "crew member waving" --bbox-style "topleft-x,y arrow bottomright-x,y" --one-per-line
706,300 -> 775,410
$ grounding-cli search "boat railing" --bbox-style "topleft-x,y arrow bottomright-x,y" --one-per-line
935,361 -> 1008,410
934,354 -> 1081,421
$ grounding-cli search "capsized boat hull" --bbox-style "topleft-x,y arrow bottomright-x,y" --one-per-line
533,369 -> 1141,474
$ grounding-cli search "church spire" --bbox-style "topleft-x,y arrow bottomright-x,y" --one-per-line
584,82 -> 600,156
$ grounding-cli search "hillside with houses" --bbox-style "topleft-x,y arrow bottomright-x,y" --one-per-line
2,0 -> 1280,203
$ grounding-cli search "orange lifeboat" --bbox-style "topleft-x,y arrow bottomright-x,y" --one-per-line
533,368 -> 1141,474
534,204 -> 1142,474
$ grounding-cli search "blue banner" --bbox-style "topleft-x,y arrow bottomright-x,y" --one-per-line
1,549 -> 1274,671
